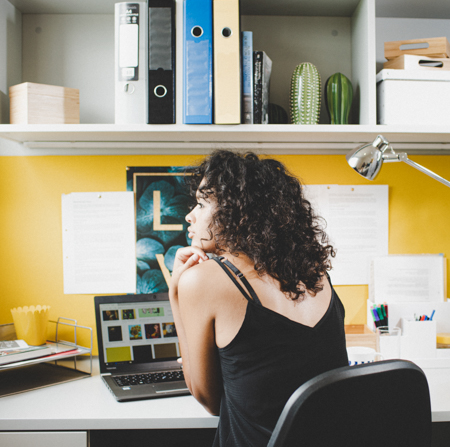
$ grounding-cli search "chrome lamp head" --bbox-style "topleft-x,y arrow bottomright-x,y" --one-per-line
346,135 -> 390,181
346,135 -> 450,188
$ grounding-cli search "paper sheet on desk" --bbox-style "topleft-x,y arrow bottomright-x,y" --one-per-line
62,192 -> 136,294
304,185 -> 389,285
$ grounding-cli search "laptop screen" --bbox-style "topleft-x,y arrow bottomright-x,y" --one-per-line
95,294 -> 181,373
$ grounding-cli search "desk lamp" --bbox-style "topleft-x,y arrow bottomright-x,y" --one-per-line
346,135 -> 450,188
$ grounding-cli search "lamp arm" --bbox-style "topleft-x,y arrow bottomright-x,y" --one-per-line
386,152 -> 450,188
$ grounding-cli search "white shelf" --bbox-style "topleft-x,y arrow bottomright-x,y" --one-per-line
2,0 -> 449,155
1,124 -> 450,154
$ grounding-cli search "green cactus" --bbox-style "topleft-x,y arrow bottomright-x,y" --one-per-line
290,62 -> 321,125
325,72 -> 353,124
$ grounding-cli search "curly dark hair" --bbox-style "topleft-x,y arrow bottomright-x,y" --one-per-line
186,150 -> 335,301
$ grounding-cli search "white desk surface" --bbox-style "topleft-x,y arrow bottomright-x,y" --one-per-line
416,356 -> 450,422
0,360 -> 218,432
0,357 -> 449,431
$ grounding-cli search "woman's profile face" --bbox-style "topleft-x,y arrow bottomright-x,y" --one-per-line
185,186 -> 216,253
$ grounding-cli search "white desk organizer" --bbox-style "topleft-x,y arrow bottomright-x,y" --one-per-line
366,299 -> 450,361
400,319 -> 437,359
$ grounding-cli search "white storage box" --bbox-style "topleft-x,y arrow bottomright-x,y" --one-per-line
376,69 -> 450,125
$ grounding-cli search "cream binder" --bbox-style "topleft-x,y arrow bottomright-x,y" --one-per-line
213,0 -> 241,124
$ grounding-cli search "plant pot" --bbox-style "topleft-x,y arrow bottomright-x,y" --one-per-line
268,103 -> 288,124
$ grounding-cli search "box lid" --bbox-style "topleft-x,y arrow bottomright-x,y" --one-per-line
376,68 -> 450,83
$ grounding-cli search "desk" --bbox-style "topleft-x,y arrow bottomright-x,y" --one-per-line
0,358 -> 449,446
413,357 -> 450,422
0,359 -> 218,447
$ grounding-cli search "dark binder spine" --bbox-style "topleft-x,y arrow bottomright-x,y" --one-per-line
261,52 -> 272,125
253,51 -> 263,124
148,0 -> 176,124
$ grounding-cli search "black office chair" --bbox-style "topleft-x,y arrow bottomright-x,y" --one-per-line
267,360 -> 432,447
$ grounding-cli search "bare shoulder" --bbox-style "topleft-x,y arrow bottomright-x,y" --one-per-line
177,258 -> 227,302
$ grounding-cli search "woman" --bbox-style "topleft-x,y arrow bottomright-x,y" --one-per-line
169,150 -> 348,446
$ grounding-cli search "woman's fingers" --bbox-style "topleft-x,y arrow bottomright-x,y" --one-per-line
173,247 -> 208,270
177,253 -> 202,275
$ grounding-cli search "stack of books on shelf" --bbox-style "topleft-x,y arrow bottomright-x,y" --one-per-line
114,0 -> 272,125
241,31 -> 272,125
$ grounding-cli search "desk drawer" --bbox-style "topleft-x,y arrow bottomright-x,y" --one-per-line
0,431 -> 87,447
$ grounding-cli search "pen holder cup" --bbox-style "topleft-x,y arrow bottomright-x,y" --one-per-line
10,305 -> 51,346
376,326 -> 401,359
347,346 -> 384,366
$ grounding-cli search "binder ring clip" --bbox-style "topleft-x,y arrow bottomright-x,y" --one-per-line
191,26 -> 203,38
154,85 -> 168,98
222,27 -> 232,38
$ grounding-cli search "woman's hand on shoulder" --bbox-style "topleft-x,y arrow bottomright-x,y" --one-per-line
172,246 -> 209,275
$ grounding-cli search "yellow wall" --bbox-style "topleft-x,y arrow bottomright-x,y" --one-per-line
1,153 -> 450,353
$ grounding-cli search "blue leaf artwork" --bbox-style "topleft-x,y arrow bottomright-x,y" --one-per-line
127,167 -> 192,294
164,245 -> 184,271
140,270 -> 168,294
136,238 -> 165,268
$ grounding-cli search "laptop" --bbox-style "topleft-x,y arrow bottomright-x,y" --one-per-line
94,293 -> 190,402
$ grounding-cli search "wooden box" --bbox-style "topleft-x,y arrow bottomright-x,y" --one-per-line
384,37 -> 450,61
384,54 -> 450,71
345,324 -> 376,350
9,82 -> 79,124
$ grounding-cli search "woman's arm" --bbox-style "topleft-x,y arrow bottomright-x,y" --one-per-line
169,247 -> 222,415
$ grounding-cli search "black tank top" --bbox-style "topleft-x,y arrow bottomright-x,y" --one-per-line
211,257 -> 348,447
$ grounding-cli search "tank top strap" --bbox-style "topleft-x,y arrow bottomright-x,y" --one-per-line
212,257 -> 262,306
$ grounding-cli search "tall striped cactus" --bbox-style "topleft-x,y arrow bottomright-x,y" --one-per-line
325,72 -> 353,124
289,63 -> 321,125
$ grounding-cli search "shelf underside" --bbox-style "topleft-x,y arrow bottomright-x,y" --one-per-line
1,125 -> 450,154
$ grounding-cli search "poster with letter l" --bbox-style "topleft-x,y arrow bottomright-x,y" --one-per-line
126,167 -> 191,294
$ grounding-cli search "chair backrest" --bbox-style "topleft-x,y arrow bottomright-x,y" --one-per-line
267,360 -> 432,447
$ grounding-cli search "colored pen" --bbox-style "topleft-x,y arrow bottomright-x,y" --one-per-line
376,307 -> 383,321
371,308 -> 380,328
430,310 -> 435,321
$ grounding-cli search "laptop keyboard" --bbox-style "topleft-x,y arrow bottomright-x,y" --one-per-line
113,370 -> 184,387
